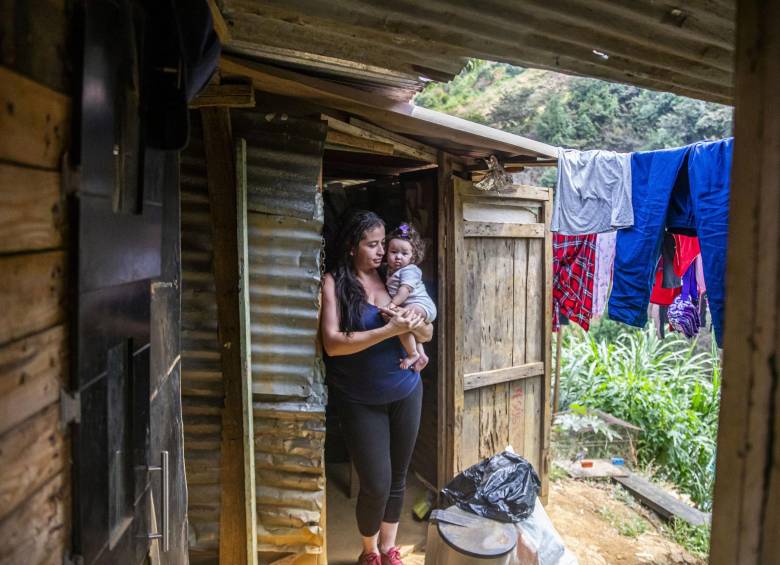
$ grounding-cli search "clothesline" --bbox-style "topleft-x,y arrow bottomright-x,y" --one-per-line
551,138 -> 733,347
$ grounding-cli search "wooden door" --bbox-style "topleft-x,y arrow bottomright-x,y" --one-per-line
440,172 -> 553,501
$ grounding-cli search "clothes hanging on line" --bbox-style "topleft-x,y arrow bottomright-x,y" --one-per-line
552,148 -> 633,235
592,231 -> 617,318
553,233 -> 597,331
668,265 -> 702,338
608,138 -> 732,346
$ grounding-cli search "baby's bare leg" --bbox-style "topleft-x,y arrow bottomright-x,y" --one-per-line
399,333 -> 420,370
399,304 -> 427,370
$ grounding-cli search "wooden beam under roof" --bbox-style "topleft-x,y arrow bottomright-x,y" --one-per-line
219,56 -> 558,160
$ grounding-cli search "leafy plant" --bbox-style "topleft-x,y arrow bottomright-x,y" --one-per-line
664,518 -> 711,558
559,325 -> 721,510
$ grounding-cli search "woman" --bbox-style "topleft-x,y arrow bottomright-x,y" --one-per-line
321,210 -> 433,565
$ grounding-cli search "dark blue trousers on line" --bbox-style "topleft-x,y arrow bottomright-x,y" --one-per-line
609,138 -> 732,346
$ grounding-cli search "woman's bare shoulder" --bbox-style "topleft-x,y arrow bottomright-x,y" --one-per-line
322,272 -> 335,295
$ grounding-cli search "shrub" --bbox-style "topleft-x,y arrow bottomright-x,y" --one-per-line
560,325 -> 720,510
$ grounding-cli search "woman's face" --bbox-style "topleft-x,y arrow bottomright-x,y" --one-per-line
352,224 -> 385,271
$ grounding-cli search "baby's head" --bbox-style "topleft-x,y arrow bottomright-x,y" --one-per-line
386,223 -> 425,272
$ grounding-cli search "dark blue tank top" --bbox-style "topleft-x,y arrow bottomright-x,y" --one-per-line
324,304 -> 421,404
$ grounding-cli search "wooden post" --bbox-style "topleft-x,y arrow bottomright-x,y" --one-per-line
201,107 -> 252,565
436,152 -> 454,489
710,1 -> 780,563
552,327 -> 563,415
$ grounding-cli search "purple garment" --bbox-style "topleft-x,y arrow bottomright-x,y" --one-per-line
668,264 -> 701,338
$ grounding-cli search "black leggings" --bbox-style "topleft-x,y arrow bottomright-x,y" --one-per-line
336,380 -> 423,536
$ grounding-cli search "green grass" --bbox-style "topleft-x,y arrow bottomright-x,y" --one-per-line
664,518 -> 711,558
596,505 -> 648,538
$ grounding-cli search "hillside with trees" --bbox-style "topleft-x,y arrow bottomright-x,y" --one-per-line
414,60 -> 733,154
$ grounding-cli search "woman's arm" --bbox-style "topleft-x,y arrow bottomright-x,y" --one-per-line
377,306 -> 433,343
321,274 -> 425,356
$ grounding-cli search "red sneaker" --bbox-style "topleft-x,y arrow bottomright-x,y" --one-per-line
357,551 -> 382,565
381,547 -> 404,565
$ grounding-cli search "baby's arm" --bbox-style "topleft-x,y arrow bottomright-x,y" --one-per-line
389,284 -> 413,307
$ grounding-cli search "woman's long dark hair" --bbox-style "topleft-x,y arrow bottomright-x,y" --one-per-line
331,210 -> 385,334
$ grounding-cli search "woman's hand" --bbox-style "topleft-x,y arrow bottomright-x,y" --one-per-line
377,306 -> 425,335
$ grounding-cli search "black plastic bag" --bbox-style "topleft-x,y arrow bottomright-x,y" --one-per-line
441,451 -> 541,523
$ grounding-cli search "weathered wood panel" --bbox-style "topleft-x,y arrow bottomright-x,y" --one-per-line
463,221 -> 544,239
0,251 -> 66,346
201,106 -> 253,565
710,1 -> 780,563
0,66 -> 69,169
0,0 -> 71,93
464,362 -> 544,391
0,164 -> 65,253
450,176 -> 551,486
478,238 -> 513,459
0,324 -> 66,436
0,403 -> 66,522
0,471 -> 68,565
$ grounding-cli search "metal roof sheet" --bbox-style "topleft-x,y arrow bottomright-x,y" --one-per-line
217,0 -> 735,104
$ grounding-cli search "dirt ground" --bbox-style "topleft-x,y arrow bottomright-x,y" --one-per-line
326,466 -> 703,565
545,478 -> 705,565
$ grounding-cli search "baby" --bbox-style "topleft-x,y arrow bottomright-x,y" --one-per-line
384,223 -> 437,370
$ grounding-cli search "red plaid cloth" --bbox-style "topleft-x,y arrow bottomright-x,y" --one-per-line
553,233 -> 597,331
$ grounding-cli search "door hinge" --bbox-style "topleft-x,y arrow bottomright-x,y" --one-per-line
60,389 -> 81,428
63,551 -> 84,565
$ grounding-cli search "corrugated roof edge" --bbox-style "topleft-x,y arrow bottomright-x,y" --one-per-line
220,56 -> 558,161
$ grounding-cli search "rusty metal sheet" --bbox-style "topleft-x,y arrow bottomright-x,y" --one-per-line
233,110 -> 328,559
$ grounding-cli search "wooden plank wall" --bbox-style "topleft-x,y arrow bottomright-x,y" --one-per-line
0,51 -> 71,565
710,0 -> 780,562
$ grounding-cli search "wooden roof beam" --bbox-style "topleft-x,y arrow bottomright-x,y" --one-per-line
219,56 -> 558,159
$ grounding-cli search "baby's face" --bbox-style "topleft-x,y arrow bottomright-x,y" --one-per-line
387,239 -> 414,272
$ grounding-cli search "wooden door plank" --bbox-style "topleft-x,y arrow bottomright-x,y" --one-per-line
477,238 -> 512,459
523,376 -> 542,473
0,324 -> 67,435
460,238 -> 482,470
525,238 -> 544,474
201,107 -> 250,565
0,66 -> 70,169
0,251 -> 66,346
0,403 -> 67,521
509,239 -> 529,456
0,164 -> 66,253
464,362 -> 545,391
463,221 -> 545,238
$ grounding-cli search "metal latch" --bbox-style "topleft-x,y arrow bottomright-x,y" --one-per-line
60,389 -> 81,428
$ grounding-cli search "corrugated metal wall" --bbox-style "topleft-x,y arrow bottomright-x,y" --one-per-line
180,117 -> 223,563
234,111 -> 329,561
